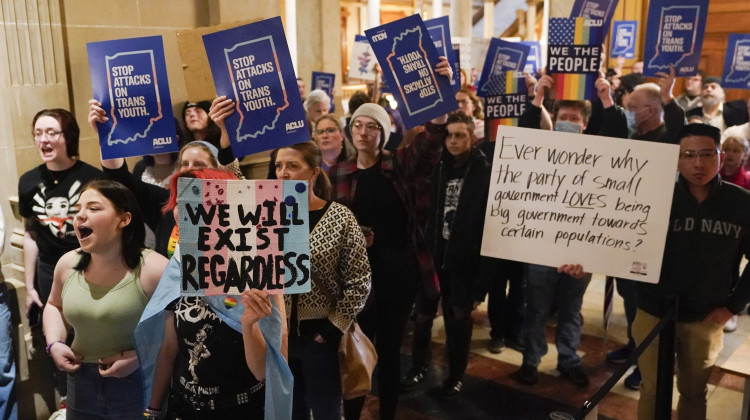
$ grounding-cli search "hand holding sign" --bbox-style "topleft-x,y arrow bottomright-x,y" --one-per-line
558,264 -> 588,280
595,70 -> 614,108
240,289 -> 273,326
655,64 -> 676,103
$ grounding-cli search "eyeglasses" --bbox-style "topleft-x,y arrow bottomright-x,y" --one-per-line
33,129 -> 63,141
679,149 -> 719,160
352,120 -> 381,134
314,127 -> 339,136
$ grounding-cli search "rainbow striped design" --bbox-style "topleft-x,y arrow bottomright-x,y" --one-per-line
498,71 -> 525,127
223,296 -> 237,308
551,17 -> 599,100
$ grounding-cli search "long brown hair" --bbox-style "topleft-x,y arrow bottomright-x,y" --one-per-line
276,142 -> 332,200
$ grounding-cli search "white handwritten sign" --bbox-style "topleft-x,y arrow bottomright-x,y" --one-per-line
480,126 -> 679,283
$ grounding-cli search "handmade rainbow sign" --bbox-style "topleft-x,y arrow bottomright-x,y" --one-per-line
548,17 -> 602,101
177,178 -> 311,296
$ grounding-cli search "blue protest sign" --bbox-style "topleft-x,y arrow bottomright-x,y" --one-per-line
570,0 -> 619,43
643,0 -> 709,78
203,17 -> 309,157
519,41 -> 542,74
87,36 -> 177,159
611,20 -> 638,59
722,34 -> 750,90
312,71 -> 335,98
425,16 -> 460,91
476,38 -> 530,97
365,14 -> 458,128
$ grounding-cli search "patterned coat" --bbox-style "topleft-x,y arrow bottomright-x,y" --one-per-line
285,202 -> 372,333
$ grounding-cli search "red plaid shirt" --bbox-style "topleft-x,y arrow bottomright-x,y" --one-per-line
328,122 -> 447,298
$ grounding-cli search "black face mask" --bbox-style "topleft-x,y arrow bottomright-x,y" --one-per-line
384,131 -> 403,152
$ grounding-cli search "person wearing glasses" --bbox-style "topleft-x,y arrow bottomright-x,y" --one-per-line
313,115 -> 354,172
634,124 -> 750,420
18,109 -> 103,415
455,88 -> 484,139
327,55 -> 452,420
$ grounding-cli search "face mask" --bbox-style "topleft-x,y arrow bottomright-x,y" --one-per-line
555,120 -> 582,133
624,110 -> 637,135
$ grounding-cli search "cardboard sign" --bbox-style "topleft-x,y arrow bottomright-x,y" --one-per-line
202,16 -> 309,157
365,14 -> 458,128
643,0 -> 709,77
722,34 -> 750,90
349,35 -> 377,81
570,0 -> 620,43
87,36 -> 178,159
548,17 -> 602,100
481,126 -> 678,283
177,178 -> 311,296
476,38 -> 530,97
611,21 -> 638,59
519,41 -> 542,75
484,71 -> 528,142
425,16 -> 460,91
312,71 -> 335,98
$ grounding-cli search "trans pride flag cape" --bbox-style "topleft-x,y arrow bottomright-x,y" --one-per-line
133,252 -> 293,420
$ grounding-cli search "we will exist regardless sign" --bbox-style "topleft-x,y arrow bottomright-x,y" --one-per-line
481,126 -> 679,283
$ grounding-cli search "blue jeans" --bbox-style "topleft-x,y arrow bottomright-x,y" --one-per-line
0,284 -> 17,420
66,363 -> 142,419
523,264 -> 591,369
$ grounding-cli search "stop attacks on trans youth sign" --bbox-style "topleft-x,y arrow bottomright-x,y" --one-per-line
203,17 -> 309,157
643,0 -> 709,78
87,36 -> 178,159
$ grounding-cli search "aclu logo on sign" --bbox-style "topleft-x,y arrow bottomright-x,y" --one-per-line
372,31 -> 388,42
286,120 -> 304,132
153,137 -> 173,146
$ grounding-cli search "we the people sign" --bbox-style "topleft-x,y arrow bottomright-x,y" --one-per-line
481,126 -> 679,283
177,178 -> 311,296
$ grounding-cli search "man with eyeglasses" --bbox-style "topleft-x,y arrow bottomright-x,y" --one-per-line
633,123 -> 750,420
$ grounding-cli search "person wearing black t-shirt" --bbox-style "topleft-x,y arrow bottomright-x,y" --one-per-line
18,108 -> 103,410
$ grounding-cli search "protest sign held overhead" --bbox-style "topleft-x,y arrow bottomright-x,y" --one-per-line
548,17 -> 602,100
484,71 -> 528,141
349,35 -> 377,81
425,16 -> 460,91
202,17 -> 308,157
476,38 -> 530,97
611,21 -> 638,59
87,36 -> 177,159
312,71 -> 336,98
178,178 -> 311,296
722,34 -> 750,90
520,41 -> 542,75
481,126 -> 678,284
643,0 -> 708,78
569,0 -> 620,44
365,14 -> 458,128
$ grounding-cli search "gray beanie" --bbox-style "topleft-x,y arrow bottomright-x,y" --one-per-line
187,140 -> 219,161
350,103 -> 391,144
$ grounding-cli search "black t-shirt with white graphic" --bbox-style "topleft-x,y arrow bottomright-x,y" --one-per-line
442,164 -> 466,241
170,297 -> 264,410
18,161 -> 103,264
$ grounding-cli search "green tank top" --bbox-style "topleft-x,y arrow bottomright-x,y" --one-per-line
62,249 -> 150,362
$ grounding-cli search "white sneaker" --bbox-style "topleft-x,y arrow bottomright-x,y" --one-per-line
48,408 -> 66,420
724,315 -> 739,333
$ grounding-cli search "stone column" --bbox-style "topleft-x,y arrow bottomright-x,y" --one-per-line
516,9 -> 526,39
526,0 -> 538,41
432,0 -> 443,19
285,0 -> 298,73
450,0 -> 472,38
368,0 -> 380,29
484,0 -> 494,38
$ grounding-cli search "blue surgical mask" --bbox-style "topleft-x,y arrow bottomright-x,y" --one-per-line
624,110 -> 637,136
555,120 -> 582,133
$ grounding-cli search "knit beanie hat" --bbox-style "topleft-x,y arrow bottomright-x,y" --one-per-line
182,100 -> 212,122
186,140 -> 219,161
702,76 -> 722,86
350,103 -> 391,144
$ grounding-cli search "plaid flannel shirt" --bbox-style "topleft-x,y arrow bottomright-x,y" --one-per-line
328,122 -> 447,298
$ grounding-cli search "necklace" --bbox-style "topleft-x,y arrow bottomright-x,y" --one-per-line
47,166 -> 72,185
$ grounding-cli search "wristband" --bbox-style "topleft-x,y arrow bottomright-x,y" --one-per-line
144,407 -> 163,419
45,340 -> 64,355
